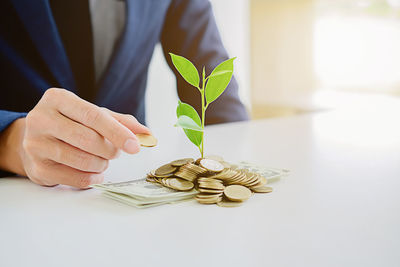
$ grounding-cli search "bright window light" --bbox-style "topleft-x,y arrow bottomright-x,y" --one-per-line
313,0 -> 400,92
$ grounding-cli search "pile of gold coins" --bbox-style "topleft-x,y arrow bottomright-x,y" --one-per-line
146,157 -> 273,207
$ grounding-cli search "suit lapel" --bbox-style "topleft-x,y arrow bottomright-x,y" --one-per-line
11,0 -> 76,92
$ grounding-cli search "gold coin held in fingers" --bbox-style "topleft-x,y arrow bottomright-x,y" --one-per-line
136,133 -> 158,147
224,185 -> 252,202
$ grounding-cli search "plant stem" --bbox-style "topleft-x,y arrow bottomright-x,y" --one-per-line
200,69 -> 206,158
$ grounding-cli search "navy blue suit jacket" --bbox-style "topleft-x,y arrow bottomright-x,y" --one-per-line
0,0 -> 248,130
0,0 -> 249,174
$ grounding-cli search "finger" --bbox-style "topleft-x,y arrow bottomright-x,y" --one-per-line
42,138 -> 108,173
29,176 -> 58,187
49,112 -> 119,160
104,108 -> 151,135
40,162 -> 104,189
54,90 -> 140,154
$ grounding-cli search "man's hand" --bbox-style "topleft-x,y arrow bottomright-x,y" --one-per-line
0,88 -> 150,188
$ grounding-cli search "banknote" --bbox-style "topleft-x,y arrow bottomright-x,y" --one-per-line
93,162 -> 289,208
102,191 -> 195,209
233,161 -> 290,183
93,178 -> 197,205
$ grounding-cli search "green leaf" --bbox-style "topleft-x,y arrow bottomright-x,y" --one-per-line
176,101 -> 201,125
169,53 -> 200,88
183,128 -> 202,147
176,101 -> 203,147
205,57 -> 236,105
175,115 -> 203,132
207,70 -> 232,79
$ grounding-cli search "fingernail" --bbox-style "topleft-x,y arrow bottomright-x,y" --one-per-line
123,139 -> 140,154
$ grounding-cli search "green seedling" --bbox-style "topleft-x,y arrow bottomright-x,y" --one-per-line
169,53 -> 236,157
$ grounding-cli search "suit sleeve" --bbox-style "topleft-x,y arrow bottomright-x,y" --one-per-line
160,0 -> 249,125
0,110 -> 27,133
0,110 -> 26,177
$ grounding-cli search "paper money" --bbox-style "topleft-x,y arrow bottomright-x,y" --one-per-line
102,190 -> 195,209
233,161 -> 290,183
93,159 -> 289,209
92,179 -> 197,208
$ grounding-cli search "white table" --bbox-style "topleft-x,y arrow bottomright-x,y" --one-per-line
1,95 -> 400,267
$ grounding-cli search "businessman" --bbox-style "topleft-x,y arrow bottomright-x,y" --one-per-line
0,0 -> 248,188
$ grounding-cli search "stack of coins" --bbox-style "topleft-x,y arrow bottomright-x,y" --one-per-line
146,157 -> 273,207
196,177 -> 225,204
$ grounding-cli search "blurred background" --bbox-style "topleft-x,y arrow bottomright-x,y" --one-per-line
146,0 -> 400,129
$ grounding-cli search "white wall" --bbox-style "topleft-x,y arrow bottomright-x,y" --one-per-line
250,0 -> 315,108
145,0 -> 250,131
